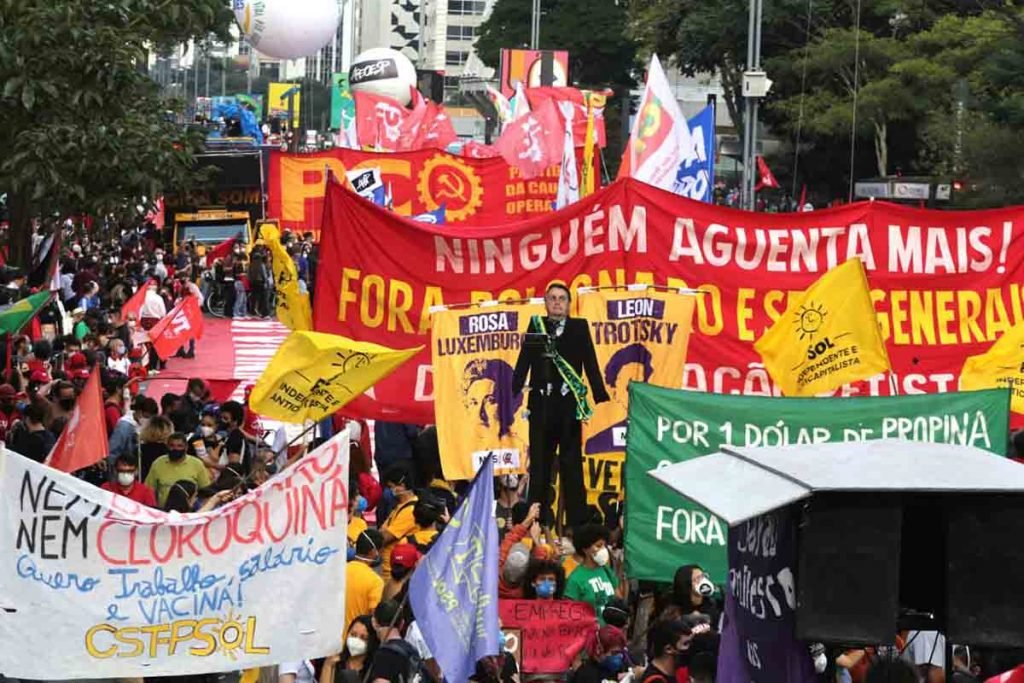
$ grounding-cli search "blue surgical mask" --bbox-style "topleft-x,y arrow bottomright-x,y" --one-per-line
536,579 -> 556,599
356,495 -> 367,513
347,547 -> 357,561
600,653 -> 625,672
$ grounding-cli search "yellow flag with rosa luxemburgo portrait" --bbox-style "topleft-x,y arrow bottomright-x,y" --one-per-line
960,324 -> 1024,413
754,258 -> 891,396
251,330 -> 422,423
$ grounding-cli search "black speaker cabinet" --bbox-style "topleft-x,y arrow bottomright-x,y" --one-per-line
794,492 -> 1024,647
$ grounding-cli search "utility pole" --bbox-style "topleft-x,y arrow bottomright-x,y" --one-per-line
531,0 -> 540,49
740,0 -> 767,211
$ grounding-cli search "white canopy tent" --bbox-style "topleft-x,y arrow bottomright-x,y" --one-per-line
648,438 -> 1024,526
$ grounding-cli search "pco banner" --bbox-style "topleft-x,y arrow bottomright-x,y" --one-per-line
430,300 -> 545,480
576,286 -> 696,512
624,386 -> 1010,583
0,433 -> 350,678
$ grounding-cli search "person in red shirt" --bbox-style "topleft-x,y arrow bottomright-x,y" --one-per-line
0,383 -> 22,442
101,454 -> 158,507
103,378 -> 126,436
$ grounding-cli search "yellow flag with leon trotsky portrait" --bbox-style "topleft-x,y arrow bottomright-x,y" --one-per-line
754,258 -> 891,396
960,324 -> 1024,413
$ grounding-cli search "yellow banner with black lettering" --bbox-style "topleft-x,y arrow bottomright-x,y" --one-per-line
754,258 -> 891,396
960,323 -> 1024,413
578,287 -> 697,512
430,300 -> 545,480
251,331 -> 421,423
260,222 -> 312,331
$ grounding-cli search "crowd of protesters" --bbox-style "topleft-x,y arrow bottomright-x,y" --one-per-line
3,219 -> 1024,683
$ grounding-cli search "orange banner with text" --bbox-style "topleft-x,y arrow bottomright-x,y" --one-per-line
266,148 -> 598,231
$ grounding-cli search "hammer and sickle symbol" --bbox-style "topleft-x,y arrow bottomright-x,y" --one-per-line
437,172 -> 466,200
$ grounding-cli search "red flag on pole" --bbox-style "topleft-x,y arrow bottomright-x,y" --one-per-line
418,103 -> 458,150
120,279 -> 153,322
204,236 -> 237,267
495,99 -> 565,180
46,365 -> 108,473
799,183 -> 808,209
354,91 -> 411,151
148,296 -> 204,360
755,155 -> 780,190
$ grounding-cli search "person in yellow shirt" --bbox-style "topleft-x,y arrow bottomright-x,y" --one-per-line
145,434 -> 212,507
345,528 -> 384,640
347,491 -> 369,546
403,494 -> 446,553
379,464 -> 418,579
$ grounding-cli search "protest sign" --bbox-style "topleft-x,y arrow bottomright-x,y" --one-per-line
266,147 -> 598,231
314,176 -> 1024,426
577,287 -> 695,511
624,385 -> 1010,583
498,599 -> 596,673
430,300 -> 545,480
0,432 -> 350,679
717,509 -> 817,683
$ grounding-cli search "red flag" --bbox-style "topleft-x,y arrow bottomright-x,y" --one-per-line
46,365 -> 108,473
398,89 -> 431,149
461,141 -> 502,159
525,86 -> 609,147
799,183 -> 807,208
495,99 -> 565,179
418,103 -> 458,150
120,279 -> 153,322
204,236 -> 237,267
355,91 -> 410,151
755,156 -> 780,190
148,296 -> 204,360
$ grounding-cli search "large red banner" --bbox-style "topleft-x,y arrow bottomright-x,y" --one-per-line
266,148 -> 596,232
315,177 -> 1024,424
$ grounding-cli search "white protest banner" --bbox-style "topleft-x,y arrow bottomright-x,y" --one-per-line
0,430 -> 350,678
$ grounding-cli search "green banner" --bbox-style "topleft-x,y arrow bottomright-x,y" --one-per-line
624,385 -> 1011,584
329,73 -> 355,131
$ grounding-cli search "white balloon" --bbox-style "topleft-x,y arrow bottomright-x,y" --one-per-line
349,48 -> 418,106
235,0 -> 340,61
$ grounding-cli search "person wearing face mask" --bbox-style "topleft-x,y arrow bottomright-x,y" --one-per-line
101,454 -> 157,507
564,524 -> 622,625
670,564 -> 721,629
145,432 -> 211,506
495,474 -> 522,538
189,412 -> 225,474
107,339 -> 130,376
108,395 -> 157,467
329,615 -> 380,683
346,529 -> 385,640
640,619 -> 693,683
570,625 -> 629,683
523,558 -> 565,600
379,463 -> 419,580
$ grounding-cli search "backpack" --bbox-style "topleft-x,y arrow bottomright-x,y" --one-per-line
377,639 -> 431,683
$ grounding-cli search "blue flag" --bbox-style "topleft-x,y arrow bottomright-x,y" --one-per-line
408,457 -> 499,682
673,105 -> 716,202
412,204 -> 447,225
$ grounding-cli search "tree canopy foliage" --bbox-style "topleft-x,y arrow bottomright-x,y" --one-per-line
628,0 -> 1024,205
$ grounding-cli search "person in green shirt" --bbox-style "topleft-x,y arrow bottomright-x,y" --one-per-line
145,432 -> 211,507
563,524 -> 623,624
71,307 -> 90,340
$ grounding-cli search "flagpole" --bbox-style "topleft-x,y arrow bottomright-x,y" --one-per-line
888,371 -> 900,396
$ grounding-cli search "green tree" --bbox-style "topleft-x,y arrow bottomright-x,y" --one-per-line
0,0 -> 233,266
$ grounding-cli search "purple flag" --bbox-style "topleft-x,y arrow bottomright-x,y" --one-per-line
408,457 -> 500,681
716,507 -> 817,683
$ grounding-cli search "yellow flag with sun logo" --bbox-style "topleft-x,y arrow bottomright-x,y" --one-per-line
960,324 -> 1024,413
251,331 -> 422,423
754,258 -> 891,396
